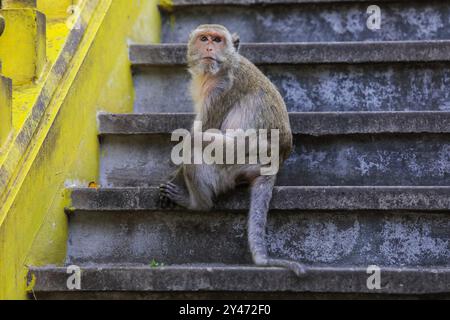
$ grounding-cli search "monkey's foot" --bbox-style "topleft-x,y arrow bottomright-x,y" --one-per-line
159,182 -> 190,209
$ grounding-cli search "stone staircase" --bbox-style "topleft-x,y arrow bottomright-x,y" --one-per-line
29,0 -> 450,299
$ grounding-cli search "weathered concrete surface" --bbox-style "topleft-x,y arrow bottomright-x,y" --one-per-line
66,210 -> 450,267
133,67 -> 190,112
260,63 -> 450,112
130,42 -> 450,66
100,135 -> 174,187
29,290 -> 450,300
160,2 -> 450,42
70,187 -> 450,211
29,265 -> 450,295
133,63 -> 450,113
282,134 -> 450,186
99,134 -> 450,187
99,112 -> 450,135
164,0 -> 403,6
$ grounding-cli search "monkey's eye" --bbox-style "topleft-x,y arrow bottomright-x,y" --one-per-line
200,36 -> 208,42
213,37 -> 222,43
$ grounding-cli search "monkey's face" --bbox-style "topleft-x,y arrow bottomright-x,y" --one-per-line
188,25 -> 238,76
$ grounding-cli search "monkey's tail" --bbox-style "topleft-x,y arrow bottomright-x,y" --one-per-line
265,258 -> 306,277
248,175 -> 307,277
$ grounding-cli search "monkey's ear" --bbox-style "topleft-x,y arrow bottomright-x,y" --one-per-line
232,33 -> 240,52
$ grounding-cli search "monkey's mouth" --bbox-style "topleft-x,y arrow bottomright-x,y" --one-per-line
202,57 -> 219,62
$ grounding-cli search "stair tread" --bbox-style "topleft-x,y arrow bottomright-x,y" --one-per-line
28,265 -> 450,294
130,41 -> 450,66
161,0 -> 393,8
69,186 -> 450,211
98,111 -> 450,136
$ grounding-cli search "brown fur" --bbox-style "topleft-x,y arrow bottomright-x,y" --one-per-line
160,25 -> 305,276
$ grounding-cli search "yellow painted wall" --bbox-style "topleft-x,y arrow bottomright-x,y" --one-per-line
0,0 -> 161,299
37,0 -> 74,18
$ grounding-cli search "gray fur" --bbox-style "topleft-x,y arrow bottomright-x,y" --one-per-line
160,24 -> 303,275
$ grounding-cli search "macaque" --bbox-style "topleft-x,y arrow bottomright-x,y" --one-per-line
160,24 -> 305,276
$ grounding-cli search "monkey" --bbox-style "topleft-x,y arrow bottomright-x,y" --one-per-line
159,24 -> 306,276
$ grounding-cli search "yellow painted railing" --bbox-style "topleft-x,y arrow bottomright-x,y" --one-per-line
0,8 -> 46,85
0,73 -> 12,146
2,0 -> 75,14
0,0 -> 161,299
2,0 -> 36,8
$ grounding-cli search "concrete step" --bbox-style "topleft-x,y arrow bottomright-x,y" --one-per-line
159,1 -> 450,43
99,133 -> 450,187
130,42 -> 450,113
65,209 -> 450,267
162,0 -> 399,5
69,186 -> 450,211
28,265 -> 450,299
99,112 -> 450,136
98,113 -> 450,187
130,42 -> 450,66
65,187 -> 450,266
